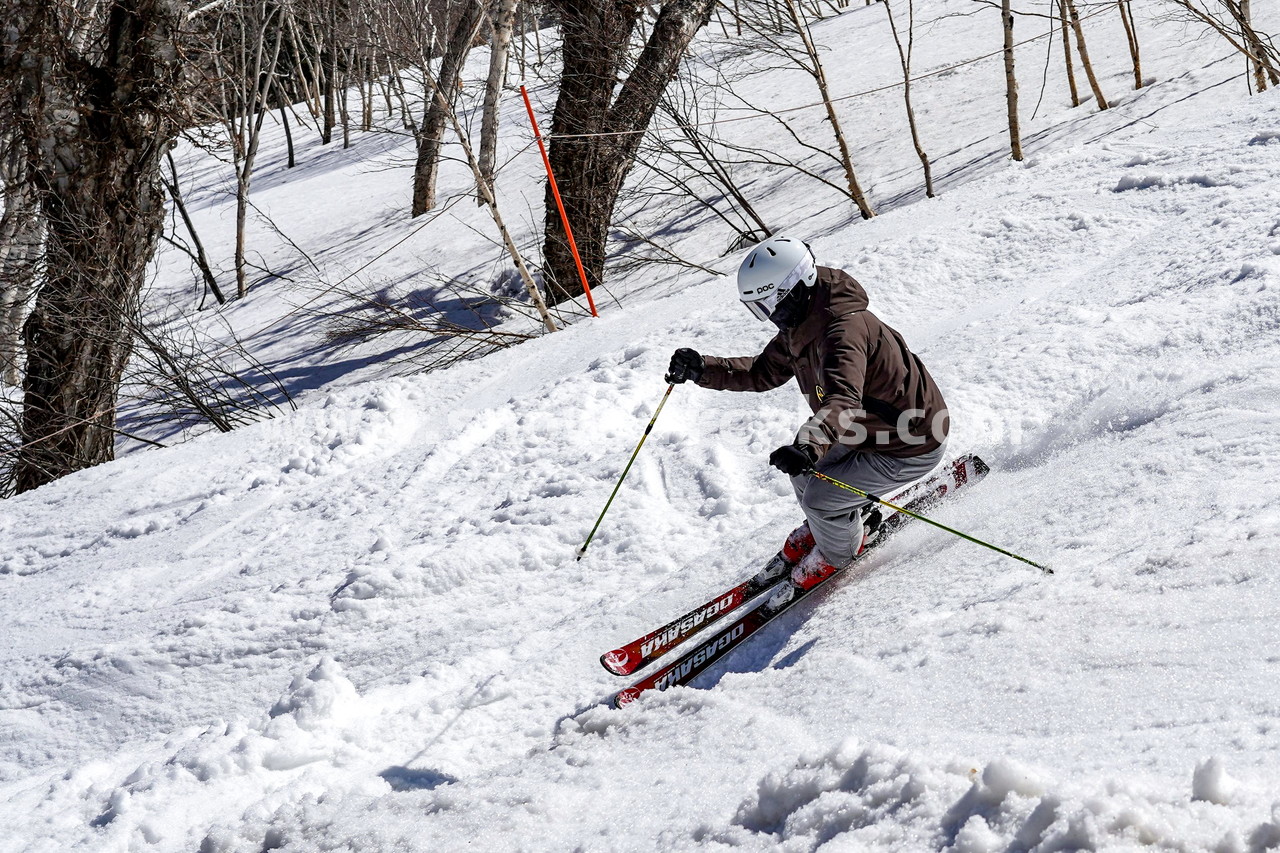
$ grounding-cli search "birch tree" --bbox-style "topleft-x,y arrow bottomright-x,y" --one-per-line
1064,0 -> 1110,109
1002,0 -> 1023,160
0,148 -> 42,387
1057,0 -> 1082,106
1117,0 -> 1143,89
411,0 -> 487,216
479,0 -> 521,193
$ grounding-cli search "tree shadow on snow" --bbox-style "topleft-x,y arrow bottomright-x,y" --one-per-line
378,765 -> 458,792
257,341 -> 426,397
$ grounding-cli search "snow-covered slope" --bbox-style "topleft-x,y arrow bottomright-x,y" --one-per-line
4,1 -> 1280,850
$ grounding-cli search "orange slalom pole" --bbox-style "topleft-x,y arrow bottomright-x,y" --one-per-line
519,84 -> 599,318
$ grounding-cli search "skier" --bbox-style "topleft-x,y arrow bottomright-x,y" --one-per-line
665,235 -> 949,596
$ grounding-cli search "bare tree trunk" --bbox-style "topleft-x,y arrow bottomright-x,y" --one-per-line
783,0 -> 875,217
412,0 -> 486,217
1002,0 -> 1023,161
232,173 -> 250,294
479,0 -> 520,196
218,0 -> 284,299
303,19 -> 325,121
1117,0 -> 1142,89
4,0 -> 189,493
0,151 -> 42,388
1065,0 -> 1109,109
390,68 -> 418,135
340,48 -> 352,149
1243,0 -> 1263,90
1057,0 -> 1081,106
282,7 -> 322,122
281,104 -> 296,168
163,152 -> 225,307
362,59 -> 374,131
321,3 -> 337,144
542,0 -> 717,301
379,68 -> 394,115
1239,0 -> 1272,91
533,9 -> 544,63
884,0 -> 933,195
516,1 -> 527,77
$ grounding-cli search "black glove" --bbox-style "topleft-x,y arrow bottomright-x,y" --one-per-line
769,443 -> 818,477
665,348 -> 704,384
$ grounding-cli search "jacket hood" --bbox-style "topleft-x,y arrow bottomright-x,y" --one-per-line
820,266 -> 869,315
783,266 -> 868,354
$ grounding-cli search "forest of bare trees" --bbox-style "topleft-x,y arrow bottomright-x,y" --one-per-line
0,0 -> 1276,494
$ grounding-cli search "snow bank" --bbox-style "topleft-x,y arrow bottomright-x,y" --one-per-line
722,742 -> 1280,851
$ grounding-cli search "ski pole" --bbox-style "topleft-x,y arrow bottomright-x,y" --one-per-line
807,469 -> 1052,574
577,384 -> 675,561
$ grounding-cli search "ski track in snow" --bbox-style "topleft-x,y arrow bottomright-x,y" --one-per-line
4,0 -> 1280,850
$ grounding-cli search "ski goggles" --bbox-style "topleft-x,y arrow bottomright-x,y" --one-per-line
742,259 -> 813,322
744,292 -> 780,322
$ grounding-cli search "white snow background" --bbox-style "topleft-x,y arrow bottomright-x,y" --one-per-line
4,0 -> 1280,850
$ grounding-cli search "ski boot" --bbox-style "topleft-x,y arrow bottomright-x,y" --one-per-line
790,546 -> 844,590
862,507 -> 884,548
767,525 -> 867,609
750,522 -> 815,586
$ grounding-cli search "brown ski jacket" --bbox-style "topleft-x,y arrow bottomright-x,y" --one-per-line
697,267 -> 948,459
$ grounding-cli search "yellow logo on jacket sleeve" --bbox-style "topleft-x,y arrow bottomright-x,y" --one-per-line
815,384 -> 825,402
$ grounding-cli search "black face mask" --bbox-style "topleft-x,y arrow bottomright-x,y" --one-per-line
770,285 -> 812,330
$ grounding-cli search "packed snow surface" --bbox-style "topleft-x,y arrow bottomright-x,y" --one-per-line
4,0 -> 1280,850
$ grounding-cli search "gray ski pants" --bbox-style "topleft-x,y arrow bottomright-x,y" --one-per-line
790,442 -> 948,566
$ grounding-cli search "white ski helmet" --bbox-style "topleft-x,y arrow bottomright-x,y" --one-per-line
737,235 -> 817,322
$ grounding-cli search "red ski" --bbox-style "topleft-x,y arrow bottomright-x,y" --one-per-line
612,453 -> 990,707
601,453 -> 988,678
599,575 -> 781,677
